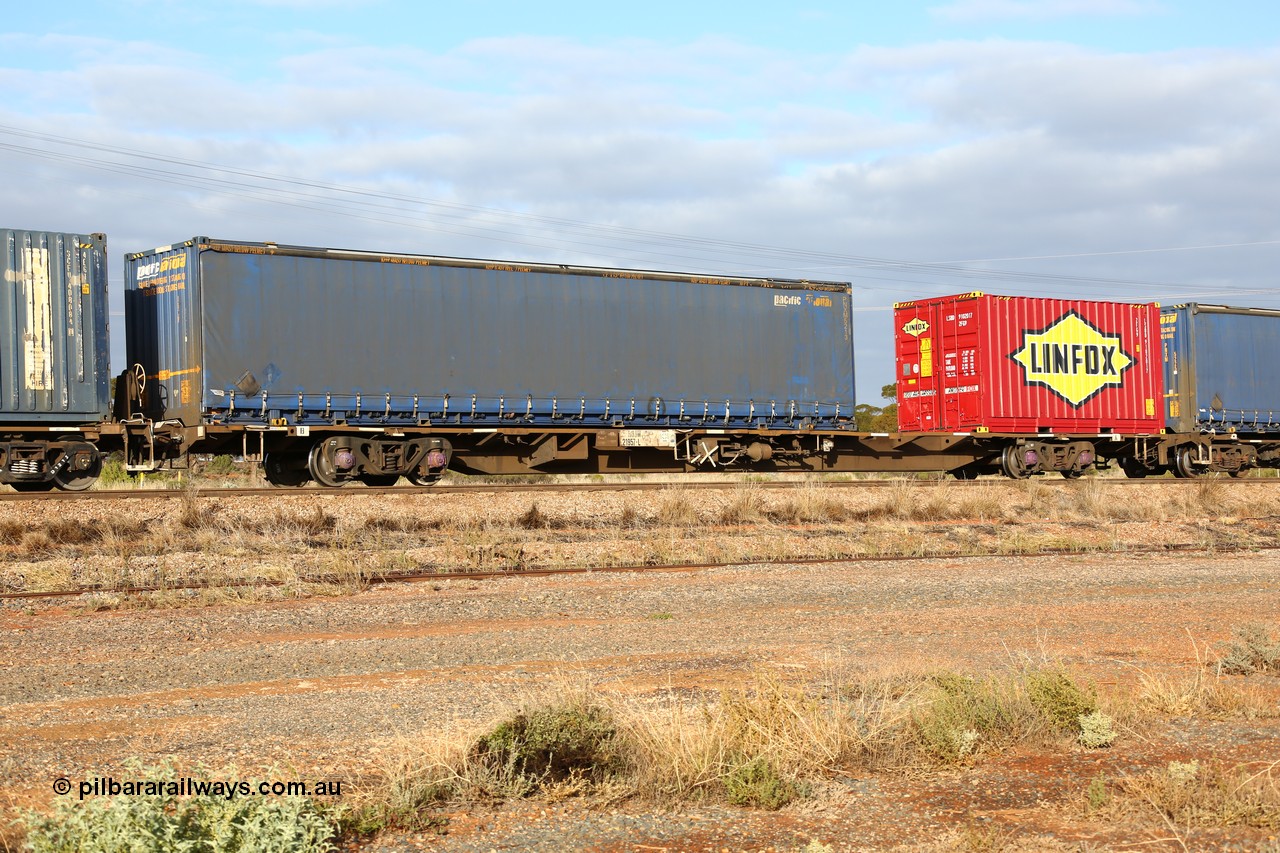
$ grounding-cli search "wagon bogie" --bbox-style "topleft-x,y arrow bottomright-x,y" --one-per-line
0,436 -> 103,491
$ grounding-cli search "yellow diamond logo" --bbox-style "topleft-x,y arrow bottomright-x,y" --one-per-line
1009,312 -> 1133,407
902,317 -> 929,337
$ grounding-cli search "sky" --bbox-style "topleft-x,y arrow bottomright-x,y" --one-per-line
2,0 -> 1278,397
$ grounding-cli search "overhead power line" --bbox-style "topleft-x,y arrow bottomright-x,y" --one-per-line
0,123 -> 1275,303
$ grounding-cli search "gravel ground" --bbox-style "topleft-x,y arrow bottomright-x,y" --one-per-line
2,488 -> 1279,850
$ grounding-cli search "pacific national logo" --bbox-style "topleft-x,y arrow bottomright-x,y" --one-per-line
1008,311 -> 1133,407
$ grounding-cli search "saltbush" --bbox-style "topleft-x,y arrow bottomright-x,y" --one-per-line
1077,710 -> 1117,748
22,766 -> 335,853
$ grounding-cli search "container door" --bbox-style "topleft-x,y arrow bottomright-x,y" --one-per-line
1160,307 -> 1192,433
895,304 -> 938,430
124,243 -> 203,425
937,299 -> 982,430
0,231 -> 109,421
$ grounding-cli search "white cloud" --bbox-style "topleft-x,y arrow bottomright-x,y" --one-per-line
931,0 -> 1163,22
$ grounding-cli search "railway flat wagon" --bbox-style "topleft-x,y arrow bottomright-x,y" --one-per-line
122,237 -> 855,486
0,229 -> 111,490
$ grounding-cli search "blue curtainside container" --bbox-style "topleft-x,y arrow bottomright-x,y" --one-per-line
0,229 -> 110,423
124,238 -> 855,430
1161,303 -> 1280,434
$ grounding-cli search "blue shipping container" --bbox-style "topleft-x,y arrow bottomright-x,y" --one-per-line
124,238 -> 856,430
0,229 -> 110,423
1161,303 -> 1280,433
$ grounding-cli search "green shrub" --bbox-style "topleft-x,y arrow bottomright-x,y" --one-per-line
98,456 -> 131,487
911,672 -> 1032,764
1025,668 -> 1097,733
22,765 -> 335,852
204,455 -> 239,476
722,756 -> 799,810
1085,775 -> 1111,811
472,702 -> 621,786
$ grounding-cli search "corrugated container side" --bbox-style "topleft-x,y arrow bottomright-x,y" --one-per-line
1162,304 -> 1280,434
0,229 -> 110,422
895,293 -> 1162,434
126,239 -> 856,429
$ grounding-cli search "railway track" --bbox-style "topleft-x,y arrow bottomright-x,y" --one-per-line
3,476 -> 1277,501
2,540 -> 1269,602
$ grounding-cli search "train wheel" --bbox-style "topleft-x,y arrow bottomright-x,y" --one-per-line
1000,445 -> 1032,479
1172,446 -> 1202,479
1060,470 -> 1083,479
406,471 -> 442,487
951,466 -> 979,480
9,481 -> 54,492
307,443 -> 348,488
360,475 -> 400,487
50,443 -> 101,492
264,453 -> 311,487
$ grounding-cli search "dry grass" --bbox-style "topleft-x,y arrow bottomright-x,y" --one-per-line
1125,633 -> 1280,721
623,670 -> 905,802
1098,759 -> 1280,831
1130,666 -> 1280,721
349,663 -> 1119,828
769,483 -> 848,523
341,653 -> 1277,834
655,488 -> 699,527
718,484 -> 766,524
4,480 -> 1280,602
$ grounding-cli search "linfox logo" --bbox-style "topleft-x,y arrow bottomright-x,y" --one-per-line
1008,311 -> 1133,407
901,317 -> 929,337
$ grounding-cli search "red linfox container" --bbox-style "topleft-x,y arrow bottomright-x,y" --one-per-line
894,292 -> 1162,434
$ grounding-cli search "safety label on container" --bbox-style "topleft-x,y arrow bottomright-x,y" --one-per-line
619,429 -> 678,448
22,247 -> 52,392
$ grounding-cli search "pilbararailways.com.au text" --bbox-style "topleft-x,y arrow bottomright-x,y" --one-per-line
53,776 -> 343,801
